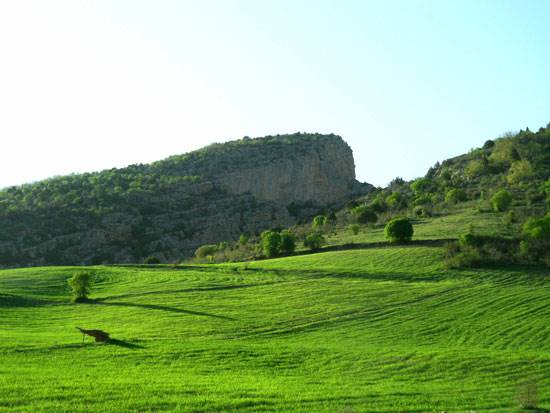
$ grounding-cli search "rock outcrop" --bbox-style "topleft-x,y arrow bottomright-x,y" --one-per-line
0,133 -> 371,267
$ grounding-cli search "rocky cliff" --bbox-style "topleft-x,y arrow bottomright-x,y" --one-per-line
0,133 -> 370,267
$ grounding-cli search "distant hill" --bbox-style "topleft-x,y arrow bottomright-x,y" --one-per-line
0,133 -> 370,267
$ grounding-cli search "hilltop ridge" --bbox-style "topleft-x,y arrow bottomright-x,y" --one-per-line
0,133 -> 369,267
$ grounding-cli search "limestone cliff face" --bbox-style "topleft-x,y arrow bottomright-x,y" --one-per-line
216,138 -> 356,204
0,133 -> 370,267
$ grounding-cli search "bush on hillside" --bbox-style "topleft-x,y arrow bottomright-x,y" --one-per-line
312,215 -> 328,229
349,224 -> 360,235
195,244 -> 218,259
520,214 -> 550,267
491,189 -> 513,212
507,160 -> 534,185
279,230 -> 296,254
445,188 -> 467,204
303,233 -> 326,250
351,206 -> 377,225
410,178 -> 432,193
384,217 -> 413,243
68,272 -> 93,303
261,230 -> 281,258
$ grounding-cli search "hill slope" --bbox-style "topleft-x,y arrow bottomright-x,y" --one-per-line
1,241 -> 549,412
0,133 -> 370,268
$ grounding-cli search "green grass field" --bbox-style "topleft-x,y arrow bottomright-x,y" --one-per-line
1,210 -> 549,412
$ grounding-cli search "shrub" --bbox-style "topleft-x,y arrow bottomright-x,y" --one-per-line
195,244 -> 218,258
304,233 -> 325,250
279,230 -> 296,254
239,234 -> 249,245
507,160 -> 534,185
261,230 -> 281,258
384,217 -> 413,243
144,256 -> 161,264
352,206 -> 377,225
410,178 -> 431,193
349,224 -> 360,235
68,272 -> 93,302
464,159 -> 488,178
521,214 -> 550,266
445,188 -> 467,204
491,189 -> 513,212
386,192 -> 406,209
312,215 -> 327,228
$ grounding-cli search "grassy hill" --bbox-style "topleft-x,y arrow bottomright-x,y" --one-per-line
1,208 -> 549,412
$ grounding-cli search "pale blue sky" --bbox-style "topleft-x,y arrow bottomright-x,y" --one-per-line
1,0 -> 549,188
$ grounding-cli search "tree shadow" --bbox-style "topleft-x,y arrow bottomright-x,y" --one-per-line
92,300 -> 235,320
0,293 -> 55,308
106,338 -> 145,349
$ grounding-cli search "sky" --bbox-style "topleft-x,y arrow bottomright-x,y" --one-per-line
1,0 -> 549,189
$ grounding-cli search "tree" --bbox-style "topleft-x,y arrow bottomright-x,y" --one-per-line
384,217 -> 413,243
279,230 -> 296,254
352,206 -> 377,225
68,272 -> 93,302
239,234 -> 249,245
507,160 -> 534,185
312,215 -> 327,228
195,244 -> 218,258
445,188 -> 467,204
491,189 -> 513,212
520,213 -> 550,267
261,230 -> 281,258
349,224 -> 360,235
410,178 -> 431,193
304,233 -> 325,250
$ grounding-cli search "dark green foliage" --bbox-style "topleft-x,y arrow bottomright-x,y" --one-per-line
144,256 -> 161,264
349,224 -> 360,235
445,188 -> 467,204
351,206 -> 377,225
444,233 -> 523,268
261,231 -> 281,258
68,272 -> 93,302
521,214 -> 550,267
303,233 -> 325,250
491,190 -> 513,212
195,244 -> 218,259
239,234 -> 249,245
279,230 -> 296,254
384,217 -> 413,243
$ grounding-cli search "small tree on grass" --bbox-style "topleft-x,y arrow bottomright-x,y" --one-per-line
349,224 -> 360,235
261,230 -> 281,258
68,272 -> 93,303
384,217 -> 413,243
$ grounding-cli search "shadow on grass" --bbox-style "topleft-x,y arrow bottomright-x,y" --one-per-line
92,300 -> 235,320
96,284 -> 257,301
106,338 -> 145,349
0,293 -> 55,308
